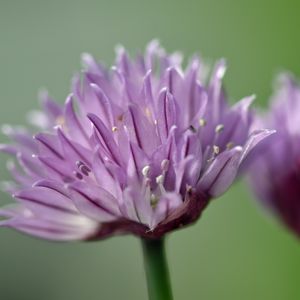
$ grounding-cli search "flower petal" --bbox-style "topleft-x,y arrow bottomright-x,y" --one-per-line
68,181 -> 120,222
151,192 -> 182,229
198,147 -> 243,197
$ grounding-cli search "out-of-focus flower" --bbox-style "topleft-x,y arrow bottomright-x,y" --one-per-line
249,74 -> 300,236
0,41 -> 272,241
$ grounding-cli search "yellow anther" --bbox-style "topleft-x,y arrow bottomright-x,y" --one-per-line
150,194 -> 159,208
112,126 -> 118,132
215,124 -> 224,133
226,142 -> 234,149
199,118 -> 207,127
213,145 -> 220,154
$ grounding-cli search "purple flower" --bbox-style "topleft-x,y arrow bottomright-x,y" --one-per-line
249,74 -> 300,236
0,41 -> 272,241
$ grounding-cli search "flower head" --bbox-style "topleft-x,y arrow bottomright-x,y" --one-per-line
0,41 -> 272,241
249,74 -> 300,236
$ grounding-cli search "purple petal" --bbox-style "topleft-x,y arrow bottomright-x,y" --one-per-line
156,88 -> 177,141
14,186 -> 76,212
198,147 -> 243,197
87,113 -> 122,165
122,187 -> 152,226
151,192 -> 182,229
240,129 -> 276,163
37,156 -> 73,182
68,181 -> 121,222
57,128 -> 92,166
89,83 -> 115,127
39,89 -> 63,120
125,104 -> 159,155
0,144 -> 18,156
64,94 -> 90,146
34,133 -> 64,160
207,59 -> 227,123
1,215 -> 97,241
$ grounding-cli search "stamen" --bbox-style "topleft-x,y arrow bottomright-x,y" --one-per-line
186,184 -> 192,193
145,178 -> 151,187
207,157 -> 214,163
76,161 -> 91,176
199,118 -> 207,127
189,125 -> 196,132
161,159 -> 169,172
156,174 -> 164,185
213,145 -> 220,155
76,161 -> 84,168
150,194 -> 159,208
207,145 -> 220,163
112,126 -> 118,132
74,171 -> 83,180
215,124 -> 224,133
142,165 -> 150,177
80,165 -> 91,176
226,142 -> 234,149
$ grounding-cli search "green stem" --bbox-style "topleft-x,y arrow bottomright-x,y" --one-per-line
141,238 -> 173,300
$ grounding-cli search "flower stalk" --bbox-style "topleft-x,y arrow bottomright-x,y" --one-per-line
142,238 -> 173,300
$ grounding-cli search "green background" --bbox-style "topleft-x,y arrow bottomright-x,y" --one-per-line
0,0 -> 300,299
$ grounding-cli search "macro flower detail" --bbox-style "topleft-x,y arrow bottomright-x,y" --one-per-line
249,74 -> 300,236
0,41 -> 272,241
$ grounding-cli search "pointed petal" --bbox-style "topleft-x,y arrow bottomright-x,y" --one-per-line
57,128 -> 92,166
156,88 -> 177,141
34,133 -> 64,160
2,125 -> 37,152
125,104 -> 159,155
89,83 -> 115,126
142,70 -> 154,105
7,161 -> 33,186
81,52 -> 104,75
17,152 -> 43,178
199,146 -> 243,197
0,144 -> 18,156
239,129 -> 276,163
68,181 -> 120,222
64,94 -> 89,145
92,151 -> 121,197
14,186 -> 76,213
1,215 -> 97,241
37,156 -> 73,182
151,192 -> 182,229
87,113 -> 122,165
207,59 -> 227,122
121,187 -> 152,226
39,90 -> 63,120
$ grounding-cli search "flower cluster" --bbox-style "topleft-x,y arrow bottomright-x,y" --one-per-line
0,41 -> 271,241
249,74 -> 300,236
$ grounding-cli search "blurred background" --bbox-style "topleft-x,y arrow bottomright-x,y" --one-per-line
1,0 -> 300,299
